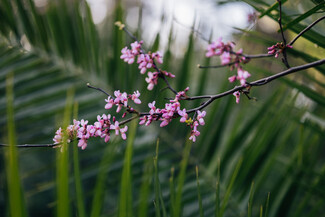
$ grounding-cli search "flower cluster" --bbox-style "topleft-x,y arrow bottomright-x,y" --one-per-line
105,90 -> 141,113
139,87 -> 206,142
206,38 -> 251,99
268,42 -> 293,58
121,41 -> 175,90
206,38 -> 248,66
53,90 -> 142,150
53,114 -> 121,150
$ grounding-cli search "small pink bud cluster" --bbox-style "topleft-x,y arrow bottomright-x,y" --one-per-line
53,90 -> 142,150
206,38 -> 251,102
139,87 -> 205,142
120,41 -> 175,90
105,90 -> 141,113
233,91 -> 241,104
228,67 -> 251,86
120,41 -> 143,64
53,114 -> 117,150
268,43 -> 293,58
206,38 -> 247,66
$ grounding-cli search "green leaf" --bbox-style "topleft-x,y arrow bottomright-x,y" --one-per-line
5,72 -> 27,217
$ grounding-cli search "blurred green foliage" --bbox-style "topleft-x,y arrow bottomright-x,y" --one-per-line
0,0 -> 325,217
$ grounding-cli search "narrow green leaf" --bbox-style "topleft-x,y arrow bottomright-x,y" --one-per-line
137,156 -> 153,217
72,102 -> 86,217
195,166 -> 204,217
174,139 -> 192,217
90,140 -> 119,217
248,182 -> 255,217
259,0 -> 288,18
282,2 -> 325,31
219,157 -> 243,217
154,140 -> 161,217
118,120 -> 137,217
5,72 -> 27,217
56,88 -> 74,217
215,158 -> 220,217
169,167 -> 175,217
264,192 -> 270,217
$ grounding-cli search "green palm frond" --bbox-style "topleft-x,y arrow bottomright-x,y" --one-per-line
0,0 -> 325,217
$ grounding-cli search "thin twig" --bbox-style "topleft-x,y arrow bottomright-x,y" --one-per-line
187,58 -> 325,113
4,59 -> 325,148
119,23 -> 179,95
119,115 -> 140,126
288,15 -> 325,46
277,0 -> 290,68
198,53 -> 273,69
87,83 -> 112,97
0,143 -> 57,148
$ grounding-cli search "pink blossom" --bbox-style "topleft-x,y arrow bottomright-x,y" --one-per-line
148,101 -> 156,114
152,51 -> 163,64
178,108 -> 188,122
145,72 -> 158,90
110,121 -> 121,135
120,47 -> 135,64
120,126 -> 128,140
237,68 -> 251,86
131,90 -> 141,104
228,75 -> 237,83
78,139 -> 88,150
220,52 -> 231,65
139,116 -> 147,125
138,54 -> 153,74
110,121 -> 128,140
105,97 -> 114,109
101,129 -> 110,143
80,119 -> 88,127
189,121 -> 200,142
53,127 -> 63,144
197,110 -> 206,125
114,90 -> 128,112
160,119 -> 170,127
206,38 -> 223,57
233,91 -> 240,104
130,41 -> 142,55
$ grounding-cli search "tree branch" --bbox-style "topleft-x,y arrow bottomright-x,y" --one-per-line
288,15 -> 325,46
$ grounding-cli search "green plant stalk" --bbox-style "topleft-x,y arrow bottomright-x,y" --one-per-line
215,158 -> 220,217
248,182 -> 255,217
90,138 -> 119,217
173,139 -> 192,217
153,139 -> 167,217
118,120 -> 137,217
219,157 -> 243,217
169,167 -> 176,216
196,166 -> 204,217
5,72 -> 27,217
154,140 -> 161,217
56,89 -> 74,217
72,102 -> 86,217
264,192 -> 270,217
137,156 -> 153,217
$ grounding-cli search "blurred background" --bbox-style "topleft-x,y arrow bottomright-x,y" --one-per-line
1,0 -> 325,216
